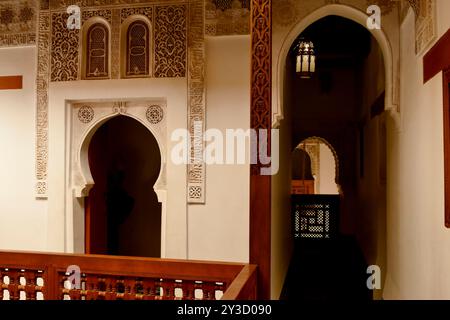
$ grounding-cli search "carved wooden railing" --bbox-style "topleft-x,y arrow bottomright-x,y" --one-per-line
0,251 -> 257,300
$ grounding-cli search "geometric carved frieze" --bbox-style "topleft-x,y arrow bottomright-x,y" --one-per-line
49,0 -> 164,11
121,7 -> 153,23
205,0 -> 250,36
0,0 -> 37,47
154,4 -> 187,78
82,9 -> 112,23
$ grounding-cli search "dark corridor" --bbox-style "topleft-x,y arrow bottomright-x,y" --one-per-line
281,235 -> 371,301
281,195 -> 371,301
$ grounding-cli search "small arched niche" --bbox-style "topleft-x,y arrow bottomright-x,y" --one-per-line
120,15 -> 152,78
293,137 -> 340,195
81,17 -> 112,80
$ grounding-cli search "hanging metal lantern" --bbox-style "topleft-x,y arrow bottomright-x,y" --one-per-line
296,40 -> 315,79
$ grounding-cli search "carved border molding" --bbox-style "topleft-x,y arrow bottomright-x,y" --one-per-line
187,0 -> 206,203
111,8 -> 120,79
250,0 -> 271,176
35,9 -> 51,198
49,0 -> 164,10
250,0 -> 272,300
35,0 -> 193,200
120,6 -> 153,23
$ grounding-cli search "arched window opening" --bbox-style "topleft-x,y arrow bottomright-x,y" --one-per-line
86,23 -> 109,79
293,137 -> 339,195
126,20 -> 150,77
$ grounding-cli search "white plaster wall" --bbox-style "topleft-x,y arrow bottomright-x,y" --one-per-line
383,0 -> 450,299
0,36 -> 250,263
47,77 -> 188,258
187,36 -> 250,263
0,47 -> 48,250
319,144 -> 338,194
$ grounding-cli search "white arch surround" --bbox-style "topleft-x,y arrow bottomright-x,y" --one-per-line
274,4 -> 398,128
65,99 -> 168,257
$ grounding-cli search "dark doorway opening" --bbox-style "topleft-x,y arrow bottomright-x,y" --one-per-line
280,15 -> 387,301
85,115 -> 162,258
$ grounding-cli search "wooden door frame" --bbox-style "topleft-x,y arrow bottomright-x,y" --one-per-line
250,0 -> 272,300
423,28 -> 450,227
443,69 -> 450,227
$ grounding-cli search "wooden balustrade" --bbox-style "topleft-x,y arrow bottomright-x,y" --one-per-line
0,251 -> 257,300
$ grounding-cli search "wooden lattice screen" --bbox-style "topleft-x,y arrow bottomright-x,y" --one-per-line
292,195 -> 340,240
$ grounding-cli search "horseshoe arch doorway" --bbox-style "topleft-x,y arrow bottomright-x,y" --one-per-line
85,115 -> 162,257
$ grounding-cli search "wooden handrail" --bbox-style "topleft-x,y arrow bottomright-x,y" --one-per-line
0,250 -> 257,300
221,265 -> 258,300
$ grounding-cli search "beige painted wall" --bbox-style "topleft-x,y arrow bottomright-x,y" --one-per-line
383,0 -> 450,299
0,35 -> 251,266
187,36 -> 250,263
0,47 -> 48,251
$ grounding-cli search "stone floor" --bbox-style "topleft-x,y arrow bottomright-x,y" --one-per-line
280,235 -> 372,301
